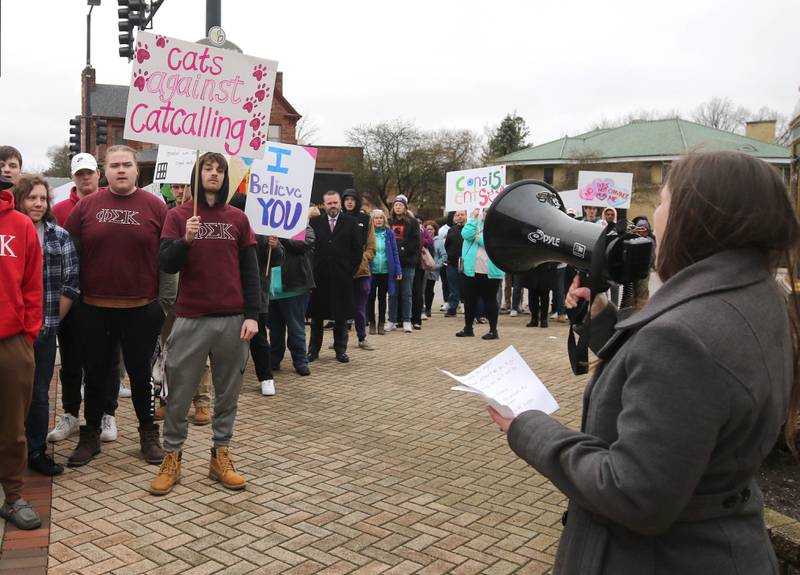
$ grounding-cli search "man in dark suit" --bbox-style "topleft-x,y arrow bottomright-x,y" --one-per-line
307,191 -> 362,363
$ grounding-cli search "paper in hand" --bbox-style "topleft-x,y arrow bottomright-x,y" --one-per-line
443,345 -> 559,419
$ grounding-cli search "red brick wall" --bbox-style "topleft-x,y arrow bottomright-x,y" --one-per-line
315,146 -> 363,171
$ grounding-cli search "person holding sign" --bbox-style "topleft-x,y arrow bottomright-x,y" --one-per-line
64,146 -> 168,467
151,152 -> 259,495
487,152 -> 800,575
307,191 -> 362,363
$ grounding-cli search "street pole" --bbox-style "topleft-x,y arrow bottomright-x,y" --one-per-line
84,4 -> 95,153
207,0 -> 220,33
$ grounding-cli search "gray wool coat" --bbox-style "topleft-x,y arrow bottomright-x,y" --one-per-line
507,248 -> 792,575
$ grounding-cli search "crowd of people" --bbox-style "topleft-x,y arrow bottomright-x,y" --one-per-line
1,143 -> 589,527
3,142 -> 798,574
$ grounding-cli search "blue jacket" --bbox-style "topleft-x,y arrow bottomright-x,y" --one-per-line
371,227 -> 401,296
461,218 -> 504,279
425,236 -> 447,281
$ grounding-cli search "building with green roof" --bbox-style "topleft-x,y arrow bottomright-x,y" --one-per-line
496,118 -> 790,221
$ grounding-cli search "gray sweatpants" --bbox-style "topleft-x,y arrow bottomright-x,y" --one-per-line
163,315 -> 249,452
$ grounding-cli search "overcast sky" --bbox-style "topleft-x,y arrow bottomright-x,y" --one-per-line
2,0 -> 798,170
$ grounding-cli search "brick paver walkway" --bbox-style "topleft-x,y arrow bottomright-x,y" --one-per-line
5,311 -> 590,574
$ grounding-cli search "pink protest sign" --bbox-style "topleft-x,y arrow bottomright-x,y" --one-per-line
576,171 -> 634,209
123,31 -> 278,159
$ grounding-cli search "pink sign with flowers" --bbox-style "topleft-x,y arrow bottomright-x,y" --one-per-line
123,31 -> 277,159
576,171 -> 634,209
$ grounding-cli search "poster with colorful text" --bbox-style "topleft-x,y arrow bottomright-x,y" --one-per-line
245,144 -> 317,240
577,171 -> 633,209
123,31 -> 277,159
445,165 -> 506,211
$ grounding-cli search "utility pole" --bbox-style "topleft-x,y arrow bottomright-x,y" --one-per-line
207,0 -> 220,32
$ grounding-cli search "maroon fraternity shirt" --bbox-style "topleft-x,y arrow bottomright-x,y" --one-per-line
65,188 -> 167,300
161,201 -> 256,318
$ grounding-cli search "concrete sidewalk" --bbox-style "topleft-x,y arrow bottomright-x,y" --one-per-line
42,311 -> 588,574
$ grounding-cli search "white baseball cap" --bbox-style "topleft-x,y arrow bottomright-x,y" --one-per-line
71,153 -> 98,176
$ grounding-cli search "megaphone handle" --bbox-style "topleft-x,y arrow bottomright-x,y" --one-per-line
568,272 -> 591,325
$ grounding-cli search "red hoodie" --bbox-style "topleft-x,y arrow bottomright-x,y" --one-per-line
0,190 -> 43,343
52,186 -> 80,227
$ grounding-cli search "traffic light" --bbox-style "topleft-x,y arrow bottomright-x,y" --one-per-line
69,116 -> 82,158
95,119 -> 108,145
118,0 -> 147,59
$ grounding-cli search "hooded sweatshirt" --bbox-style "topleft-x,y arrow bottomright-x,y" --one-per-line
341,189 -> 375,278
0,190 -> 43,343
159,160 -> 259,319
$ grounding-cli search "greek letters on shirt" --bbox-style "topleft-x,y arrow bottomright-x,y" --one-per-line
95,208 -> 141,225
0,234 -> 16,257
195,222 -> 235,240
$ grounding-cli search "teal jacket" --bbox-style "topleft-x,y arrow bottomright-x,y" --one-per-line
461,218 -> 504,279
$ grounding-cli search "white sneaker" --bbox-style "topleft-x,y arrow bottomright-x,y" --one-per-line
151,357 -> 162,385
261,379 -> 276,396
439,304 -> 447,312
100,414 -> 118,442
47,413 -> 80,443
403,322 -> 413,333
550,312 -> 558,320
384,322 -> 396,332
118,381 -> 132,398
421,313 -> 428,320
509,310 -> 518,317
458,303 -> 465,313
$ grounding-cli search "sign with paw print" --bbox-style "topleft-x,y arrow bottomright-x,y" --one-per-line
576,171 -> 634,209
123,31 -> 278,159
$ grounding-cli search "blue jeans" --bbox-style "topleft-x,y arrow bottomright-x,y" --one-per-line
511,274 -> 523,311
553,267 -> 567,314
269,293 -> 310,370
389,267 -> 415,323
25,331 -> 57,456
446,265 -> 461,314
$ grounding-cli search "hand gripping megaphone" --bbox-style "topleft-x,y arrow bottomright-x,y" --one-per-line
483,180 -> 653,285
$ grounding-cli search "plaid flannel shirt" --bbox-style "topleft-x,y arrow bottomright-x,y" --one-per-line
41,220 -> 79,335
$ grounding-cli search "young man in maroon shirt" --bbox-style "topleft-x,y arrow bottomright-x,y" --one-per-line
49,153 -> 125,446
64,145 -> 168,467
150,152 -> 259,495
0,174 -> 44,529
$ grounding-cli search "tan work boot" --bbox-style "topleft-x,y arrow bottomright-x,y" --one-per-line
191,405 -> 211,426
209,447 -> 246,490
154,404 -> 166,421
149,451 -> 181,495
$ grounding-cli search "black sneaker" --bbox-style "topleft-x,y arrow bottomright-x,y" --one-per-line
456,330 -> 474,337
481,331 -> 499,340
295,365 -> 311,376
28,451 -> 64,476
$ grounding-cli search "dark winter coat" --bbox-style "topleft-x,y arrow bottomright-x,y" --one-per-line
506,248 -> 791,575
389,214 -> 420,268
278,224 -> 315,292
308,212 -> 362,320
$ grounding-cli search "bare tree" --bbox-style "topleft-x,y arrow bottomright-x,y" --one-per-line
691,97 -> 750,133
346,120 -> 481,209
295,115 -> 319,145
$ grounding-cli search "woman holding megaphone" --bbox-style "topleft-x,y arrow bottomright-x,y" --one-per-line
487,151 -> 800,575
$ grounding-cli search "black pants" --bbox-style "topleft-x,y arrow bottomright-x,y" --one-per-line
440,264 -> 449,305
463,274 -> 500,333
309,318 -> 348,356
368,274 -> 389,325
411,267 -> 426,324
424,279 -> 437,315
80,302 -> 163,430
249,312 -> 272,381
529,290 -> 551,325
58,302 -> 121,418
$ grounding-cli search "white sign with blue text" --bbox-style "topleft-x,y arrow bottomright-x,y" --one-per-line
244,143 -> 317,240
